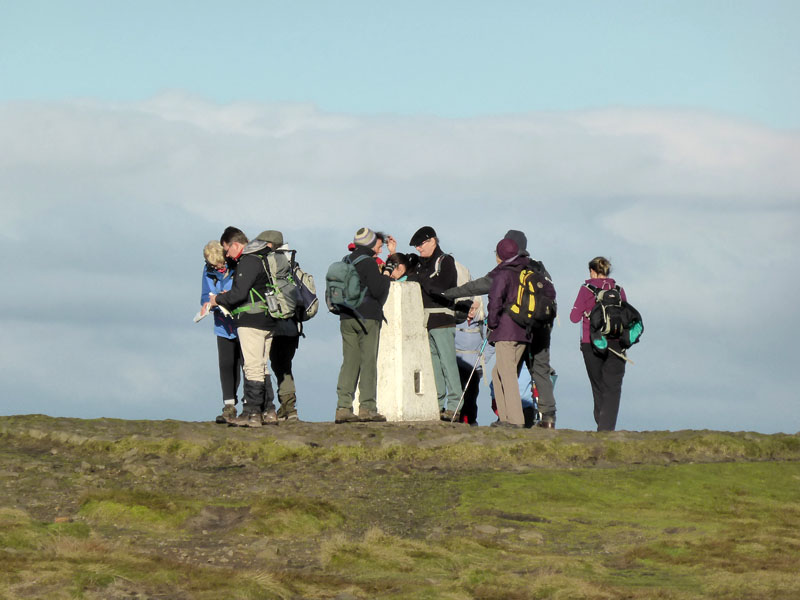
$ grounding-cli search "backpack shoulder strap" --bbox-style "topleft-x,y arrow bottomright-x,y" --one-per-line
257,255 -> 273,281
350,254 -> 371,266
430,254 -> 445,278
583,283 -> 600,295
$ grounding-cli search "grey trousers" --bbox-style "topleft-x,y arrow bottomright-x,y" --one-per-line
429,326 -> 463,412
525,328 -> 556,417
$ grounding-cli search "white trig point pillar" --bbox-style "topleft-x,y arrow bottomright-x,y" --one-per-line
354,281 -> 440,421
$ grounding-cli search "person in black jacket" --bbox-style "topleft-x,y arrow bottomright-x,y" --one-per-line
334,227 -> 393,423
442,229 -> 558,428
408,226 -> 464,421
256,229 -> 303,422
209,227 -> 279,428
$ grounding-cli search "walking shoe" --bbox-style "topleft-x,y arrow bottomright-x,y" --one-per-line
440,409 -> 457,422
216,404 -> 236,424
262,408 -> 278,425
334,408 -> 359,424
278,412 -> 299,422
358,408 -> 387,423
227,412 -> 263,428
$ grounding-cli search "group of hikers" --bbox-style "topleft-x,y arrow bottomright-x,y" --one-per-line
199,226 -> 643,431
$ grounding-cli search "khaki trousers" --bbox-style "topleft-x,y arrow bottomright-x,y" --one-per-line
237,327 -> 274,383
492,341 -> 526,425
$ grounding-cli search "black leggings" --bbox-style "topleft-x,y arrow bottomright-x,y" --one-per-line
456,359 -> 480,424
581,342 -> 626,431
217,336 -> 243,402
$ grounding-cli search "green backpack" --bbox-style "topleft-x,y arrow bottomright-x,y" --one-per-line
232,251 -> 297,319
325,255 -> 370,315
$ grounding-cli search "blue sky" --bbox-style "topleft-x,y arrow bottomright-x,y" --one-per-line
1,2 -> 798,432
3,1 -> 799,126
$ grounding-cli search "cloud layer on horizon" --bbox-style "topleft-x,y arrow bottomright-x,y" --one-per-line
2,94 -> 798,432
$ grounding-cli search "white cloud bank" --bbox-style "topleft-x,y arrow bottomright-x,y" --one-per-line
2,94 -> 798,432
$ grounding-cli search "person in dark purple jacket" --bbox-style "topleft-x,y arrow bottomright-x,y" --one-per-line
569,256 -> 628,431
487,238 -> 530,427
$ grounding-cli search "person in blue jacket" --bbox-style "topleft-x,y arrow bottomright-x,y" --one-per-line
201,240 -> 242,423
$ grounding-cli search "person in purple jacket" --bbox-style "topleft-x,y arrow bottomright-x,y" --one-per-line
569,256 -> 628,431
487,238 -> 530,428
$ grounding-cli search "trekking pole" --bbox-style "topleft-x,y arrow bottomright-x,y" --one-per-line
608,347 -> 635,365
451,336 -> 489,423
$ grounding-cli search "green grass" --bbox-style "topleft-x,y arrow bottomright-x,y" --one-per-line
2,417 -> 799,599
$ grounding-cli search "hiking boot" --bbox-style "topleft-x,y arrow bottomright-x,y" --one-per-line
228,412 -> 263,428
276,396 -> 299,422
262,408 -> 278,425
440,409 -> 457,422
335,408 -> 359,424
491,420 -> 522,429
539,413 -> 556,429
277,394 -> 297,421
216,404 -> 236,424
358,408 -> 387,423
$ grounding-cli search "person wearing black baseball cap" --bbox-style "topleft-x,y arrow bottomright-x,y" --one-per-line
408,226 -> 464,421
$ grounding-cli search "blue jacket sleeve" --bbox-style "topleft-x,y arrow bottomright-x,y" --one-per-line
201,268 -> 213,305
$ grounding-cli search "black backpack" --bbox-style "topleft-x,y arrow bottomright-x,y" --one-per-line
585,284 -> 643,356
506,263 -> 557,333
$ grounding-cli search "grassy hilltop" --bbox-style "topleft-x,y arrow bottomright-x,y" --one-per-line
1,415 -> 799,599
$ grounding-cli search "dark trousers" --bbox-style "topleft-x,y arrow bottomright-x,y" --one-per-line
216,336 -> 242,402
456,359 -> 480,424
270,335 -> 299,404
581,342 -> 626,431
524,328 -> 556,417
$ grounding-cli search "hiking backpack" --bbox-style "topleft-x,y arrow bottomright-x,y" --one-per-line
286,252 -> 318,322
325,254 -> 371,314
230,245 -> 296,319
585,284 -> 644,355
505,265 -> 557,332
258,252 -> 299,319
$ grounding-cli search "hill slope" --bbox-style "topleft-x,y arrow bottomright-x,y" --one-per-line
2,415 -> 799,599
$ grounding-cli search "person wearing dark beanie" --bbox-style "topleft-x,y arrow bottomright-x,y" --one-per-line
486,238 -> 529,427
442,230 -> 559,428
